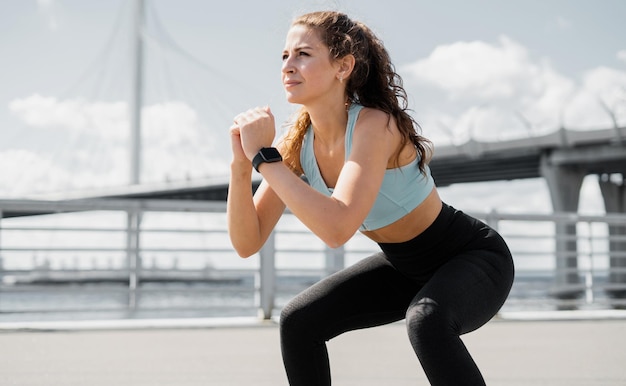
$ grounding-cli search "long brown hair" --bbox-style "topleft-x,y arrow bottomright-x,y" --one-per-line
281,11 -> 432,175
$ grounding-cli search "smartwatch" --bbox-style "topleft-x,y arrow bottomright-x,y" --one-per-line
252,147 -> 283,172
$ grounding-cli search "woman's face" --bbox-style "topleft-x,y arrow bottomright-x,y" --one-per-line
281,25 -> 341,105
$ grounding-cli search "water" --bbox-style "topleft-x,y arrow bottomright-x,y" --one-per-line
0,273 -> 321,322
1,270 -> 620,323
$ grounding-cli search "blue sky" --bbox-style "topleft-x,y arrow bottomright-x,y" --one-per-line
1,0 -> 625,213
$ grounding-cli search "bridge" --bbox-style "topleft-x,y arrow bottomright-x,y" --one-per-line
430,126 -> 625,186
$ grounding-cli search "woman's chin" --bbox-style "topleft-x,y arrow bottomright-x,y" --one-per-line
285,94 -> 302,104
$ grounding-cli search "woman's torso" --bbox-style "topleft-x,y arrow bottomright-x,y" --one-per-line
362,188 -> 442,243
300,103 -> 442,244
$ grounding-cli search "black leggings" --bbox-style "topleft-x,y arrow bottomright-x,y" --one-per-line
279,203 -> 515,385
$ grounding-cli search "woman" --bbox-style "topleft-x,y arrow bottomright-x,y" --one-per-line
227,11 -> 514,386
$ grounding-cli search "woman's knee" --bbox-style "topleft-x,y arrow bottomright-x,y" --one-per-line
280,297 -> 303,332
405,297 -> 457,347
280,292 -> 320,340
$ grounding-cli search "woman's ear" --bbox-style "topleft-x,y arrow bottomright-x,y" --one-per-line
337,54 -> 356,82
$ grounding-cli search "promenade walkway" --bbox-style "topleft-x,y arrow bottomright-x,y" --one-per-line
1,314 -> 625,385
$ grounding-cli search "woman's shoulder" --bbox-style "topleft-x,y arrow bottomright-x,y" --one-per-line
354,106 -> 398,133
355,105 -> 384,118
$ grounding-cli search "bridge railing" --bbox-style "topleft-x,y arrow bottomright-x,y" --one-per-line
0,198 -> 625,322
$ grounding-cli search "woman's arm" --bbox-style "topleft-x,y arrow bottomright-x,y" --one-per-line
236,107 -> 397,248
226,126 -> 286,257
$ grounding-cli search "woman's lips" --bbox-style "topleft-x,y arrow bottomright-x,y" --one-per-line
284,80 -> 301,88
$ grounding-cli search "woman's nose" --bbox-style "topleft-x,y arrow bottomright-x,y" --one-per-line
281,57 -> 295,74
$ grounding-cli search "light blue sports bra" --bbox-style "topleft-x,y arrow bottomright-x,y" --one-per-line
300,103 -> 435,231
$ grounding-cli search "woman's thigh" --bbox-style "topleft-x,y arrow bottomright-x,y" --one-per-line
280,252 -> 422,340
410,248 -> 514,335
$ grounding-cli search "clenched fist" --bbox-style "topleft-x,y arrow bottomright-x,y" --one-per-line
231,106 -> 276,161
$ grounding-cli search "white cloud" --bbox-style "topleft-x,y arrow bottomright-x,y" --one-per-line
9,94 -> 128,142
140,101 -> 231,182
0,149 -> 100,197
563,66 -> 626,128
403,36 -> 544,100
4,96 -> 229,196
618,50 -> 626,64
582,66 -> 626,96
142,102 -> 202,147
402,36 -> 626,141
0,146 -> 134,197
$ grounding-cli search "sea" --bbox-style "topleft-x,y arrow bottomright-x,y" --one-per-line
1,269 -> 619,323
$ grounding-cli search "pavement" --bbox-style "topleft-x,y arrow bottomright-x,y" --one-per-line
0,314 -> 625,386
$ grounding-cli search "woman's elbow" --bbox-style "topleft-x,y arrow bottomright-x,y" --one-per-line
320,227 -> 356,249
229,236 -> 263,258
233,245 -> 259,259
324,239 -> 345,249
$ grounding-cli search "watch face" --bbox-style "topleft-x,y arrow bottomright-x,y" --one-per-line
253,147 -> 283,172
261,147 -> 282,162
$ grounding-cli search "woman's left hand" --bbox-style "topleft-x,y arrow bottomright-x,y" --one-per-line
233,106 -> 276,161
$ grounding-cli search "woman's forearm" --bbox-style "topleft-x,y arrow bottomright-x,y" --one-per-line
256,162 -> 364,248
227,166 -> 263,257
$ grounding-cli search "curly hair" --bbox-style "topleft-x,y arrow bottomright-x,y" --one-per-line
280,11 -> 432,175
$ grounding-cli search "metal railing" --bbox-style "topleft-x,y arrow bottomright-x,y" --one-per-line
1,198 -> 625,322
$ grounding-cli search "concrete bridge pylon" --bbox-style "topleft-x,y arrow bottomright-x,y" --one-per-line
540,156 -> 586,303
599,174 -> 626,301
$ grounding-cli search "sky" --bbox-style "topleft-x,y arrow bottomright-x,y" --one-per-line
1,0 -> 625,214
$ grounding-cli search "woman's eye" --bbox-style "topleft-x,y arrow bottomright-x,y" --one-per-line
282,51 -> 309,61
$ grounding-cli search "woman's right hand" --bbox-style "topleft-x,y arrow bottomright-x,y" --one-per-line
229,123 -> 252,171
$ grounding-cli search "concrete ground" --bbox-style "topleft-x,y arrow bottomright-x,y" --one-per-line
0,316 -> 625,385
